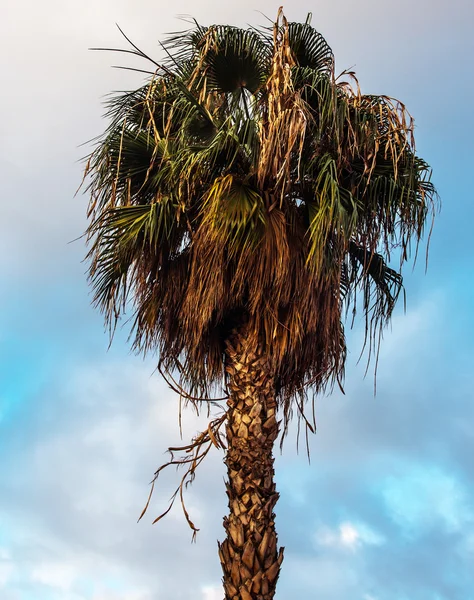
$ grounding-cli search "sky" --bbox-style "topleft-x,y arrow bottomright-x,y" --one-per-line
0,0 -> 473,599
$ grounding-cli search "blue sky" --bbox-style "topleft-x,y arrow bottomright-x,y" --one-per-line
1,1 -> 473,598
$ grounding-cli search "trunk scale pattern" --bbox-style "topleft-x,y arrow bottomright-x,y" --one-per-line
219,326 -> 284,600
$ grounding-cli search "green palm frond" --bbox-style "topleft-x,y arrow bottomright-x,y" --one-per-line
287,19 -> 334,73
306,154 -> 357,270
87,197 -> 182,318
201,26 -> 271,95
346,241 -> 403,308
200,174 -> 266,256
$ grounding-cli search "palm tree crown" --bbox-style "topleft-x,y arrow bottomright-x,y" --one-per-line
85,10 -> 436,429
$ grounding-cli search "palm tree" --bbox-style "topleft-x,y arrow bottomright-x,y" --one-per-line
83,10 -> 436,600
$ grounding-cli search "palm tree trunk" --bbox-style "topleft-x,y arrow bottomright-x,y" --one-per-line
219,324 -> 284,600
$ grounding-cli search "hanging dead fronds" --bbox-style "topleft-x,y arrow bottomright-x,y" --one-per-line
138,412 -> 227,538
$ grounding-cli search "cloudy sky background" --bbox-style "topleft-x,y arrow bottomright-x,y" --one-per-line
1,0 -> 473,598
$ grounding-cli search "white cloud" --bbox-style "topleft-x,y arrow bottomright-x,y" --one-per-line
0,548 -> 15,586
315,521 -> 384,551
31,561 -> 78,591
201,584 -> 223,600
90,588 -> 153,600
340,523 -> 359,547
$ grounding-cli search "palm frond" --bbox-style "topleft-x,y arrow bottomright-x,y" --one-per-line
287,21 -> 334,74
199,26 -> 271,95
200,174 -> 266,256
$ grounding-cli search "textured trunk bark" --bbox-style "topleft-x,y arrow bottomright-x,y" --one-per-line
218,324 -> 284,600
